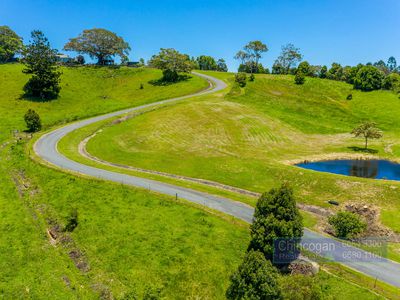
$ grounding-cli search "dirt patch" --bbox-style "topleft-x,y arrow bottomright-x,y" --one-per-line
345,202 -> 400,242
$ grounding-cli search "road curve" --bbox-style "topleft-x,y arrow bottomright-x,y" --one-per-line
34,72 -> 400,288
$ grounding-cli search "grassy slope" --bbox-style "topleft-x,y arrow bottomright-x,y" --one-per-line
84,73 -> 400,236
0,65 -> 387,298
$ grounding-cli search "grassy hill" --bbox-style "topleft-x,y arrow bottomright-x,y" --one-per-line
81,73 -> 400,235
0,64 -> 393,298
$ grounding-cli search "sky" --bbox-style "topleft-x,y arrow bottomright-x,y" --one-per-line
1,0 -> 399,71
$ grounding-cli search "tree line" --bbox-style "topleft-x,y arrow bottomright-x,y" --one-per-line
233,39 -> 400,93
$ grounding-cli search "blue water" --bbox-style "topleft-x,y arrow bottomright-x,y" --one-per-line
296,159 -> 400,181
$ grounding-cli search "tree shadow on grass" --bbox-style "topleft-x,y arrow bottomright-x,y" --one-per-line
347,146 -> 378,154
18,93 -> 57,103
148,74 -> 192,86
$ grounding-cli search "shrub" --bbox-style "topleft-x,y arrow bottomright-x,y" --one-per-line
383,73 -> 400,91
140,83 -> 144,89
24,109 -> 42,132
353,65 -> 384,91
64,208 -> 78,232
346,94 -> 353,100
248,184 -> 303,262
294,72 -> 305,85
280,275 -> 322,300
235,72 -> 247,87
226,250 -> 282,300
297,61 -> 311,76
328,211 -> 366,239
249,73 -> 255,81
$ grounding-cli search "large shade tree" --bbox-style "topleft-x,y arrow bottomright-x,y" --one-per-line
64,28 -> 130,65
149,48 -> 193,82
0,25 -> 23,63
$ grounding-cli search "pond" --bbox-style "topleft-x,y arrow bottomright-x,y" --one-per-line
296,159 -> 400,181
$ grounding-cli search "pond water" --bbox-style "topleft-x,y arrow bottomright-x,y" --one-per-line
296,159 -> 400,181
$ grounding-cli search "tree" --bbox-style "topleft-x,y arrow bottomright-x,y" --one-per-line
319,65 -> 328,78
235,72 -> 247,87
275,43 -> 302,74
279,275 -> 322,300
297,61 -> 311,76
64,28 -> 130,65
24,109 -> 42,132
353,66 -> 384,91
373,60 -> 389,75
196,55 -> 217,70
383,73 -> 400,91
243,41 -> 268,73
0,25 -> 23,63
226,250 -> 282,300
294,72 -> 305,85
327,63 -> 343,81
216,58 -> 228,72
387,56 -> 397,73
248,184 -> 303,262
272,62 -> 285,74
328,211 -> 366,239
234,50 -> 249,66
351,121 -> 383,149
22,30 -> 61,100
149,48 -> 193,82
75,55 -> 85,65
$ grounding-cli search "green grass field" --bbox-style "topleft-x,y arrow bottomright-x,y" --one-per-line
0,64 -> 393,298
83,72 -> 400,235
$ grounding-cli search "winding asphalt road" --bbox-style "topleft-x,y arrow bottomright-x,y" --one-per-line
34,72 -> 400,288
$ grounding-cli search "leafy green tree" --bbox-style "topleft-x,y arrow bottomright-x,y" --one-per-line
244,41 -> 268,72
328,211 -> 366,239
279,275 -> 322,300
64,28 -> 130,65
373,60 -> 389,75
327,63 -> 343,80
196,55 -> 217,70
272,62 -> 285,74
248,184 -> 303,262
238,61 -> 267,74
297,61 -> 311,76
319,65 -> 328,78
0,25 -> 23,63
149,48 -> 193,82
351,121 -> 383,149
226,250 -> 282,300
216,58 -> 228,72
353,65 -> 384,91
234,50 -> 249,66
294,72 -> 305,85
387,56 -> 397,73
275,43 -> 302,74
235,72 -> 247,87
24,109 -> 42,132
383,73 -> 400,91
75,55 -> 85,65
22,31 -> 61,100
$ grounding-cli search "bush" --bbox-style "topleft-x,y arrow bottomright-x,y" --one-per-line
248,184 -> 303,262
294,72 -> 305,85
383,73 -> 400,91
328,211 -> 366,239
249,73 -> 255,81
280,275 -> 322,300
24,109 -> 42,132
64,208 -> 78,232
346,94 -> 352,100
297,61 -> 311,76
226,250 -> 282,300
140,83 -> 144,89
353,65 -> 384,91
235,72 -> 247,87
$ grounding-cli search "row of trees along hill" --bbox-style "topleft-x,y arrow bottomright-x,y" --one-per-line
225,185 -> 325,299
233,39 -> 400,94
